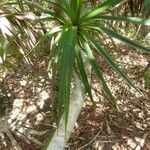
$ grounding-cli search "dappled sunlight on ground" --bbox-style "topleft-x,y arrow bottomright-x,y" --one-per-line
0,59 -> 56,149
68,44 -> 150,150
0,42 -> 149,149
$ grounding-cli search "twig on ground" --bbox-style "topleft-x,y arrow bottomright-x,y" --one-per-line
39,122 -> 57,128
76,129 -> 102,150
6,130 -> 22,150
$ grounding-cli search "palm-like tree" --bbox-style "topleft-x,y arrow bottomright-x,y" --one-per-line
0,0 -> 150,149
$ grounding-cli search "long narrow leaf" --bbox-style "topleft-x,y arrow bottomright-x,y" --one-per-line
99,25 -> 150,53
57,26 -> 77,126
71,0 -> 83,24
81,36 -> 116,106
92,16 -> 150,26
84,31 -> 137,89
75,44 -> 94,105
24,0 -> 67,24
80,0 -> 120,23
62,1 -> 74,22
25,26 -> 62,57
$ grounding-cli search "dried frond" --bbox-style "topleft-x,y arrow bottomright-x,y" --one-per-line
0,5 -> 37,66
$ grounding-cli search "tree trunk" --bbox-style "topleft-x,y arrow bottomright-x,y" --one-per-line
46,52 -> 90,149
46,75 -> 86,150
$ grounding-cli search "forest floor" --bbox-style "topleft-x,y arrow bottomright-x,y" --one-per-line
0,41 -> 150,150
68,43 -> 150,150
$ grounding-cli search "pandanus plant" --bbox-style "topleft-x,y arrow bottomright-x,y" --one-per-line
1,0 -> 150,148
24,0 -> 150,122
32,0 -> 149,148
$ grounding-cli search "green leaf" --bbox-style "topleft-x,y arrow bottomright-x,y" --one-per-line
141,0 -> 150,18
24,0 -> 67,24
80,0 -> 120,23
75,44 -> 94,105
26,26 -> 62,57
84,32 -> 136,89
99,25 -> 150,53
71,0 -> 83,25
81,36 -> 116,106
57,26 -> 77,126
62,1 -> 74,21
93,16 -> 150,26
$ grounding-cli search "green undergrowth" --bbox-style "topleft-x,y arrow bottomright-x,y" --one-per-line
144,68 -> 150,86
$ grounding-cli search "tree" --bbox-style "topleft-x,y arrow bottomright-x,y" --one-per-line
0,0 -> 150,149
